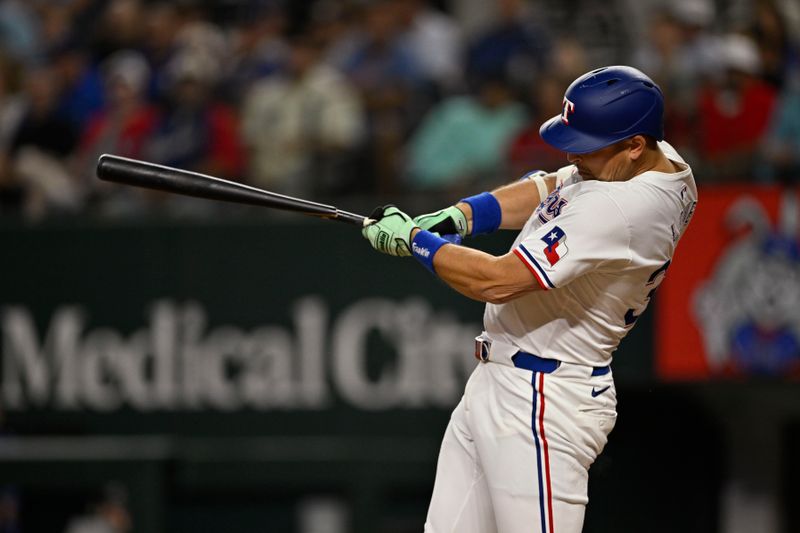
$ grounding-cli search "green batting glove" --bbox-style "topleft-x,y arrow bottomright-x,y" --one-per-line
362,205 -> 417,257
413,206 -> 468,240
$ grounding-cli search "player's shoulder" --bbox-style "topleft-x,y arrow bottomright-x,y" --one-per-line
562,180 -> 631,227
566,178 -> 619,199
565,174 -> 679,234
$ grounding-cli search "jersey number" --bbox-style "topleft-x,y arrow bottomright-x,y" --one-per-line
624,260 -> 671,327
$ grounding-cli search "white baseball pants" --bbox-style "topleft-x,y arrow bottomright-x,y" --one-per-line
424,360 -> 616,533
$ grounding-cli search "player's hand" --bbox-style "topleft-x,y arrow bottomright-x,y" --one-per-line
413,206 -> 468,242
362,205 -> 417,257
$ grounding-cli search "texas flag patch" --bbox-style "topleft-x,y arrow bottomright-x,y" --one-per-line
541,226 -> 568,266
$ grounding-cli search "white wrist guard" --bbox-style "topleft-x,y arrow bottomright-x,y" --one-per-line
531,173 -> 549,202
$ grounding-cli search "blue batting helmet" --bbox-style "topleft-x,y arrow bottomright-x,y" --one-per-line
539,66 -> 664,154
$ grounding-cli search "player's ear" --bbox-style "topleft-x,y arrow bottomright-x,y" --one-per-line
627,135 -> 647,161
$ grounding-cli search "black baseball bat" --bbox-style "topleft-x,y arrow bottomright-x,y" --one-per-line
96,154 -> 369,226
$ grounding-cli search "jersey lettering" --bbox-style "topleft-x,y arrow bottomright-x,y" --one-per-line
537,191 -> 568,224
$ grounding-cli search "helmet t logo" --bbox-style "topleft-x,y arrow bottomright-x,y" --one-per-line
561,97 -> 575,124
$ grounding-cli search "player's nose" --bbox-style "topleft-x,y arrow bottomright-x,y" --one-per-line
567,153 -> 581,164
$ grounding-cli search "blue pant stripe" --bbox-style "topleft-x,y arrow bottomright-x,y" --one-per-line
531,372 -> 547,533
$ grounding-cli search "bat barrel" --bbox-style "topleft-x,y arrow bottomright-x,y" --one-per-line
96,154 -> 344,219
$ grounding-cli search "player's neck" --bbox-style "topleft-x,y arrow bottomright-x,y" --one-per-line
633,148 -> 678,176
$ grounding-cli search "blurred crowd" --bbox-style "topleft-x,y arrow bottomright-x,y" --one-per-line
0,0 -> 798,219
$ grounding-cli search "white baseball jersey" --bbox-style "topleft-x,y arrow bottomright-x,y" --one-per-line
483,141 -> 698,367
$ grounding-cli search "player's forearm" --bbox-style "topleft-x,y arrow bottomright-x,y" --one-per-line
432,246 -> 506,302
431,244 -> 535,303
455,175 -> 556,232
409,228 -> 536,303
495,174 -> 557,229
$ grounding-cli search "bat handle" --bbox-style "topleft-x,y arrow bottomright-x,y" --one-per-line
336,208 -> 461,239
335,210 -> 371,227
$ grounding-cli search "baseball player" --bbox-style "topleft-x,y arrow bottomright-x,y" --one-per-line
362,66 -> 698,533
